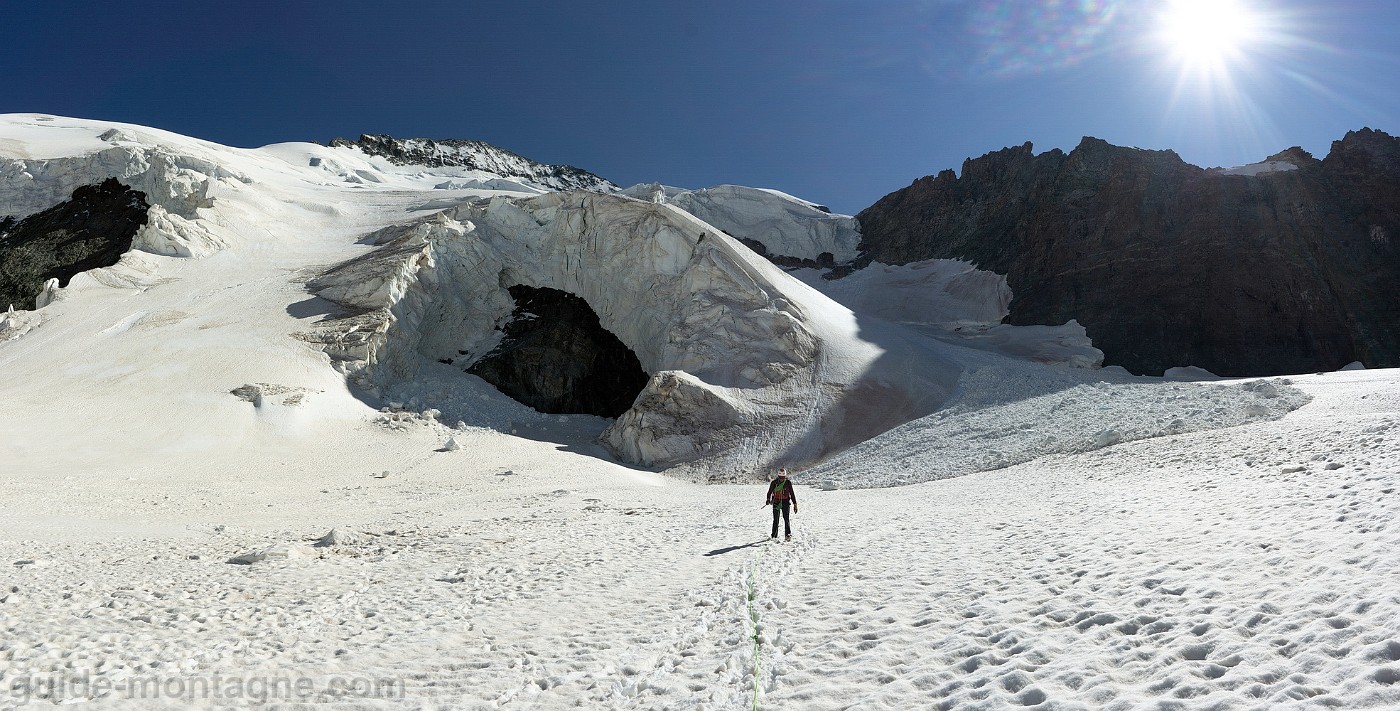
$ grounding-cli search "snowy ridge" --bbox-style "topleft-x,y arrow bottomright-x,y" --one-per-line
0,119 -> 253,221
328,133 -> 617,193
0,118 -> 252,262
620,182 -> 862,265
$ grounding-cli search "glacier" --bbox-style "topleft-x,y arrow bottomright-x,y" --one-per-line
3,114 -> 1395,711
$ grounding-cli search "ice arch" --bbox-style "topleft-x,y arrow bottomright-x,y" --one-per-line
305,191 -> 955,475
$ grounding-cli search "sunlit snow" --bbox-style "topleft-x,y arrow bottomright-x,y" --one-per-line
1,114 -> 1396,710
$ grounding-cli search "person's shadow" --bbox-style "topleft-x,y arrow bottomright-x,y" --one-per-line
703,540 -> 770,557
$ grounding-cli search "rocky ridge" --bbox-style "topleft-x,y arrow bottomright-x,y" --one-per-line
328,134 -> 617,193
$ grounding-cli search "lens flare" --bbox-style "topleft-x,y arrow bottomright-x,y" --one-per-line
1142,0 -> 1336,170
970,1 -> 1122,77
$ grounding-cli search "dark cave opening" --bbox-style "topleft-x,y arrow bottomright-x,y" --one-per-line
466,285 -> 651,418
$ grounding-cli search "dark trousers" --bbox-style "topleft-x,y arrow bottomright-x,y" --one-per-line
771,501 -> 791,537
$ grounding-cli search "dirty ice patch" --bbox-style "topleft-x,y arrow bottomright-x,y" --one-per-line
1218,160 -> 1300,176
799,378 -> 1311,489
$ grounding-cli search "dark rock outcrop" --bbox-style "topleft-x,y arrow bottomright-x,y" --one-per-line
328,133 -> 617,193
856,130 -> 1400,376
0,178 -> 150,310
467,285 -> 650,417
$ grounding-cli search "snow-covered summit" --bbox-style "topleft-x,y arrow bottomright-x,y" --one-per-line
328,133 -> 617,193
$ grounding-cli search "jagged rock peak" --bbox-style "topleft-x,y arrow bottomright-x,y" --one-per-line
1326,127 -> 1400,172
1065,136 -> 1194,178
944,137 -> 1195,189
1072,135 -> 1182,158
327,133 -> 617,192
1265,146 -> 1318,166
957,141 -> 1044,184
1333,127 -> 1398,149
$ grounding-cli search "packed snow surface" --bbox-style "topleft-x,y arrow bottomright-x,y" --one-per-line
2,372 -> 1395,710
2,114 -> 1398,709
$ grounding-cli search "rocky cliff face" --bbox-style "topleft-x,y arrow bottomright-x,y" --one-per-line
328,134 -> 617,193
856,130 -> 1400,376
0,178 -> 150,310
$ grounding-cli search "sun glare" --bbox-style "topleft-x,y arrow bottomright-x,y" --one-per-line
1158,0 -> 1261,71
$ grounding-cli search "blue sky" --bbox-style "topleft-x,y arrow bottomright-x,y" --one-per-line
4,1 -> 1398,213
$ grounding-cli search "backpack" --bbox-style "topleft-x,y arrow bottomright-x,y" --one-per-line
771,479 -> 791,501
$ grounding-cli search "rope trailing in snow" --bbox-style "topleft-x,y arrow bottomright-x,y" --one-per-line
385,450 -> 439,479
748,542 -> 768,711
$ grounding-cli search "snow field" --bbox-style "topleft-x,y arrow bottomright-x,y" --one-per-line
794,260 -> 1012,328
0,458 -> 808,710
1,371 -> 1397,709
1217,161 -> 1301,176
755,372 -> 1400,710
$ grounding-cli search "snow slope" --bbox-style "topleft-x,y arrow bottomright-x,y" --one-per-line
2,115 -> 1396,710
2,113 -> 956,477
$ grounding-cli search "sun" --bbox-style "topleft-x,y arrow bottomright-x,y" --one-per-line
1157,0 -> 1262,71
